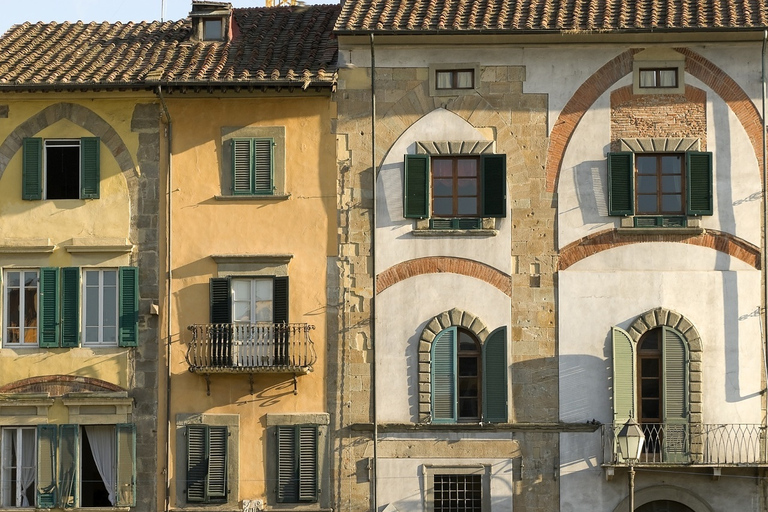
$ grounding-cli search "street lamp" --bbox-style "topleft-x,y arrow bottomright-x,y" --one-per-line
617,416 -> 645,511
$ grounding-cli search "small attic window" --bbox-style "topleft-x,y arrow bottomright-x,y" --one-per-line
203,18 -> 224,40
190,1 -> 232,42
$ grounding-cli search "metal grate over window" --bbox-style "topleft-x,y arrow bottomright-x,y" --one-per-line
433,474 -> 482,512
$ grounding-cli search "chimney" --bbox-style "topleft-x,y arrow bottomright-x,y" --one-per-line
190,1 -> 233,42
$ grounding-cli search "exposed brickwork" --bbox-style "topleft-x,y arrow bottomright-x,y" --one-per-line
610,85 -> 707,151
376,257 -> 512,296
558,228 -> 760,270
0,375 -> 125,394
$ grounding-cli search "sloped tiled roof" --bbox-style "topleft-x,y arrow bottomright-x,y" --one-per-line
335,0 -> 768,33
0,5 -> 340,90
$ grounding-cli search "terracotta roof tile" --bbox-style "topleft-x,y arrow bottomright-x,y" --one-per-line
335,0 -> 768,32
0,5 -> 339,90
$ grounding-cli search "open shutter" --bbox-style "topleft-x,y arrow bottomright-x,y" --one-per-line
277,426 -> 298,502
186,425 -> 208,503
60,268 -> 80,348
232,139 -> 253,194
483,327 -> 508,423
481,154 -> 507,217
39,268 -> 60,348
36,425 -> 58,508
297,426 -> 318,502
209,277 -> 232,324
612,327 -> 635,425
273,276 -> 289,324
22,138 -> 42,200
608,152 -> 634,216
206,426 -> 228,500
663,327 -> 690,463
253,138 -> 274,194
686,151 -> 713,216
118,267 -> 139,347
116,423 -> 136,507
403,154 -> 429,218
431,327 -> 457,423
58,424 -> 78,509
80,137 -> 100,199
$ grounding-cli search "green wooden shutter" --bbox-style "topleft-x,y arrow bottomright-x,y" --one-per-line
431,327 -> 457,423
481,154 -> 507,217
116,423 -> 137,507
232,139 -> 253,195
276,425 -> 298,502
663,326 -> 690,463
209,277 -> 232,324
253,138 -> 274,194
206,426 -> 228,499
186,425 -> 208,503
36,425 -> 58,508
403,154 -> 429,218
80,137 -> 100,199
608,152 -> 634,216
118,267 -> 139,347
273,276 -> 289,324
22,138 -> 42,200
60,267 -> 80,348
297,426 -> 318,502
483,327 -> 508,423
612,326 -> 635,425
58,424 -> 79,509
686,151 -> 713,216
39,268 -> 60,348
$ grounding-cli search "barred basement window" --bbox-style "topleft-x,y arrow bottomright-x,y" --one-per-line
434,474 -> 483,512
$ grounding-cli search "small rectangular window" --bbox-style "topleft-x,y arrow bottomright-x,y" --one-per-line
639,68 -> 678,89
22,137 -> 100,201
82,269 -> 119,346
45,140 -> 80,199
203,18 -> 223,40
435,69 -> 474,90
434,474 -> 483,512
232,138 -> 274,195
4,270 -> 39,346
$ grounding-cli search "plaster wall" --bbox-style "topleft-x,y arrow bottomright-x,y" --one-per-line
376,273 -> 510,423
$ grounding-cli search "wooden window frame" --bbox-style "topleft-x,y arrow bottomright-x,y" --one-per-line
435,69 -> 475,90
635,153 -> 685,216
431,156 -> 480,218
638,68 -> 679,89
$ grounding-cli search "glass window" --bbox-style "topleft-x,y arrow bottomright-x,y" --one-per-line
435,69 -> 474,90
83,269 -> 118,345
232,278 -> 273,324
45,140 -> 80,199
4,270 -> 38,346
203,19 -> 223,40
0,428 -> 36,507
639,68 -> 678,89
431,157 -> 479,217
635,154 -> 684,215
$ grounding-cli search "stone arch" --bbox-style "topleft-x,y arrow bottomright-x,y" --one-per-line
416,308 -> 493,422
0,375 -> 125,396
613,485 -> 714,512
546,48 -> 764,192
377,257 -> 512,296
558,228 -> 760,270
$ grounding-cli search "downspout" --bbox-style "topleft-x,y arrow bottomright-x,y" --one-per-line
369,32 -> 378,512
155,85 -> 173,512
762,30 -> 768,466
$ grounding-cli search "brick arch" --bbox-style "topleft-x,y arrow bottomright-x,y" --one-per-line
0,375 -> 125,395
546,48 -> 764,193
0,102 -> 137,179
558,228 -> 760,270
376,256 -> 512,296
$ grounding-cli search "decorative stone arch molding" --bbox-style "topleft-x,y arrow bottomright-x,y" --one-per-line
417,308 -> 490,422
0,375 -> 126,395
613,485 -> 714,512
627,307 -> 703,425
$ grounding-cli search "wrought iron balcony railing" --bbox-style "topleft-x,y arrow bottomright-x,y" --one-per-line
186,323 -> 317,373
602,423 -> 768,466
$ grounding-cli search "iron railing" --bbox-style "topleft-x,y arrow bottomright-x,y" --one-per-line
602,423 -> 767,465
186,323 -> 317,373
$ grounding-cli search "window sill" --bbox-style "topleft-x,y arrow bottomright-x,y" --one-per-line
214,194 -> 290,202
616,227 -> 704,236
412,229 -> 497,237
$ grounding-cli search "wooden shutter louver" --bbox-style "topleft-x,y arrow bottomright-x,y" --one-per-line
297,426 -> 318,501
663,327 -> 690,462
58,424 -> 78,509
36,425 -> 58,508
686,151 -> 713,215
206,426 -> 228,499
253,139 -> 273,194
481,154 -> 507,217
608,152 -> 634,216
118,267 -> 139,347
60,267 -> 80,348
483,327 -> 508,423
186,425 -> 208,503
612,327 -> 635,425
431,327 -> 457,423
39,268 -> 60,347
116,424 -> 137,507
403,154 -> 429,218
273,276 -> 289,324
80,137 -> 100,198
232,139 -> 253,194
277,426 -> 298,502
209,278 -> 232,324
22,138 -> 42,200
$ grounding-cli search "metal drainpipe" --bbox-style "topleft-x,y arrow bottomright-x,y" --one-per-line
369,32 -> 378,512
155,85 -> 173,512
761,31 -> 768,464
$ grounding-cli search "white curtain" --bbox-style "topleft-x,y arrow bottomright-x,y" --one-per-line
85,426 -> 116,506
19,429 -> 35,507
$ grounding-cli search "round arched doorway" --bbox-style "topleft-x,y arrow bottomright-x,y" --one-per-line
637,501 -> 695,512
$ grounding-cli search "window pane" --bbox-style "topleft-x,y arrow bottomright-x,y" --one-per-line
458,398 -> 479,419
636,176 -> 657,194
254,279 -> 273,301
661,195 -> 682,213
458,332 -> 476,351
458,357 -> 478,377
641,358 -> 659,377
457,159 -> 477,177
659,69 -> 677,87
254,301 -> 272,323
86,326 -> 99,341
642,399 -> 660,420
203,19 -> 222,40
433,179 -> 453,196
457,179 -> 477,196
436,71 -> 452,89
457,198 -> 478,215
7,271 -> 20,288
642,379 -> 660,398
636,156 -> 657,174
103,287 -> 117,327
661,176 -> 682,193
85,286 -> 99,326
455,71 -> 473,89
661,155 -> 682,174
232,280 -> 250,300
86,271 -> 99,286
458,378 -> 478,397
433,198 -> 453,216
637,195 -> 658,214
432,159 -> 453,177
233,302 -> 251,322
639,70 -> 656,87
103,271 -> 117,287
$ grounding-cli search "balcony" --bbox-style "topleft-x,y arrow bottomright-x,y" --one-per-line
186,323 -> 317,375
602,423 -> 768,467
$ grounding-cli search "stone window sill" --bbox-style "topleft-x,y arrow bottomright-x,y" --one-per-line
214,194 -> 290,202
617,227 -> 704,236
412,229 -> 498,237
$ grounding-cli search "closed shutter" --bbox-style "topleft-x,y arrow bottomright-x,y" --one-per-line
276,426 -> 298,502
186,425 -> 208,503
663,327 -> 690,462
483,327 -> 508,423
273,276 -> 289,324
36,425 -> 58,508
116,423 -> 136,507
206,426 -> 228,499
232,139 -> 253,194
297,426 -> 318,501
612,327 -> 635,426
22,138 -> 42,200
686,151 -> 713,216
253,138 -> 274,194
60,267 -> 80,347
403,155 -> 429,218
608,152 -> 634,216
431,327 -> 457,423
209,277 -> 232,324
276,425 -> 318,503
39,268 -> 60,348
481,154 -> 507,217
58,424 -> 78,509
80,137 -> 100,199
118,267 -> 139,347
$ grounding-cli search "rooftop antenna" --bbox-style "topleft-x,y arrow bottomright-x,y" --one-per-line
161,0 -> 166,21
